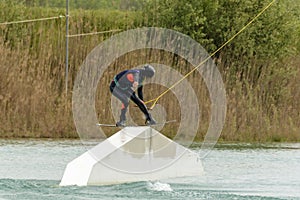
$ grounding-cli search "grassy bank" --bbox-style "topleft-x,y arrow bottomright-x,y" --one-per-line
0,0 -> 299,142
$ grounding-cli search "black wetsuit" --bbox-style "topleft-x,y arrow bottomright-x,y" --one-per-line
110,69 -> 149,121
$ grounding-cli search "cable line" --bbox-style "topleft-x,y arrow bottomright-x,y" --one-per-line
67,29 -> 122,38
0,15 -> 65,26
144,0 -> 276,110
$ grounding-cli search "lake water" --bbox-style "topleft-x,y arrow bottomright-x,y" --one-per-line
0,139 -> 299,200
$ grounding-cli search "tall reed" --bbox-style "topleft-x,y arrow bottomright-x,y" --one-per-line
0,2 -> 299,142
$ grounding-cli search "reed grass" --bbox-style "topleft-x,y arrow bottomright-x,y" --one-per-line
0,2 -> 299,142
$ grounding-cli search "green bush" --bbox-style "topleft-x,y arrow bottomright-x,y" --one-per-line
0,0 -> 299,141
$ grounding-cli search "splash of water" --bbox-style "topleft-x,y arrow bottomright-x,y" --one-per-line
147,181 -> 173,192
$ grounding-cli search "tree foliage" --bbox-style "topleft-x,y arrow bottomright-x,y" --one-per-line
0,0 -> 299,140
143,0 -> 209,46
11,0 -> 144,10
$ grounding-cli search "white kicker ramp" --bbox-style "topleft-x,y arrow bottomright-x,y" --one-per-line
60,127 -> 203,186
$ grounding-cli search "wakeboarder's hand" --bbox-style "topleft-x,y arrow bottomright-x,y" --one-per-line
132,81 -> 138,90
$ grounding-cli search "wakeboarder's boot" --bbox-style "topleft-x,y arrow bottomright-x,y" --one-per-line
116,109 -> 126,127
145,114 -> 156,125
116,120 -> 126,127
